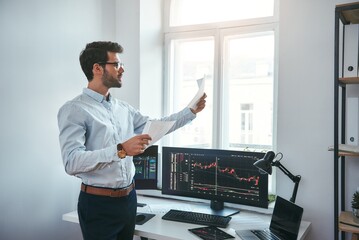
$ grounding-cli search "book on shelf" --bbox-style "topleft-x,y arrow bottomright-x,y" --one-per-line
328,144 -> 359,153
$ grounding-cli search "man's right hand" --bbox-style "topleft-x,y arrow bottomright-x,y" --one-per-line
121,134 -> 152,156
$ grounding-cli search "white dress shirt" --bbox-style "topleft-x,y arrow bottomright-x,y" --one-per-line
58,88 -> 196,188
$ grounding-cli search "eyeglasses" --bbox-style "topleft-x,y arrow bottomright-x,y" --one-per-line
98,62 -> 124,69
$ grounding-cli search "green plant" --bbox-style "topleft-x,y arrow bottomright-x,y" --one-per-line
268,194 -> 276,203
351,191 -> 359,209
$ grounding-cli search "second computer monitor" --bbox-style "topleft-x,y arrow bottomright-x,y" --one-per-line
133,145 -> 158,189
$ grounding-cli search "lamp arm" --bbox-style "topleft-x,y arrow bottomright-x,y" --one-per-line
290,180 -> 300,203
272,161 -> 301,203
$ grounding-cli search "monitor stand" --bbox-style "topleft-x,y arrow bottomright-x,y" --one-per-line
196,200 -> 240,217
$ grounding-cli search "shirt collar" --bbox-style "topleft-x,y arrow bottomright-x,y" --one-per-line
83,88 -> 111,103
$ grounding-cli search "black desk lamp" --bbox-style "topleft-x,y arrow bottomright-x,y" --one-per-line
253,151 -> 301,203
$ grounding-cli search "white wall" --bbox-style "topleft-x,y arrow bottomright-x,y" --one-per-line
112,0 -> 163,117
0,0 -> 118,239
139,0 -> 163,117
112,0 -> 141,107
278,0 -> 358,239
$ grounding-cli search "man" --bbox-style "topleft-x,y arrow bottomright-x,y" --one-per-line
57,41 -> 206,240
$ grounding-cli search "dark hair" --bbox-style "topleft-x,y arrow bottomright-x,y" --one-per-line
79,41 -> 123,81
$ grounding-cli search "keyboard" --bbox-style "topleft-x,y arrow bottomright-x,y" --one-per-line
162,209 -> 231,228
252,230 -> 281,240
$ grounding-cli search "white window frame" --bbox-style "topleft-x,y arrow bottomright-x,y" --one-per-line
163,0 -> 279,33
219,24 -> 279,150
163,29 -> 218,147
162,1 -> 279,194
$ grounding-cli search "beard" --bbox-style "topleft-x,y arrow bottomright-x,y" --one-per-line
102,69 -> 122,88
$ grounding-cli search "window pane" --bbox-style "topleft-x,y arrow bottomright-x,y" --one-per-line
168,38 -> 214,148
170,0 -> 274,27
223,32 -> 274,150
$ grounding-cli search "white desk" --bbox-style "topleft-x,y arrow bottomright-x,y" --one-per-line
63,194 -> 311,240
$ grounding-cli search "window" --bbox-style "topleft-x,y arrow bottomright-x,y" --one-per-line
169,0 -> 275,27
164,0 -> 278,153
223,31 -> 274,150
164,35 -> 214,148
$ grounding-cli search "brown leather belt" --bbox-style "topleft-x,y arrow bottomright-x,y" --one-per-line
81,183 -> 134,198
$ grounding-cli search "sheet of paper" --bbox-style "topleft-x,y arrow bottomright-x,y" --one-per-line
142,120 -> 175,146
144,204 -> 193,214
187,77 -> 205,109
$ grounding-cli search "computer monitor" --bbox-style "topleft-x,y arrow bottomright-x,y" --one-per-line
161,147 -> 268,215
133,145 -> 158,189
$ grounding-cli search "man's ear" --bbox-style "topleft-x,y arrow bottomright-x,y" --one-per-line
93,63 -> 104,75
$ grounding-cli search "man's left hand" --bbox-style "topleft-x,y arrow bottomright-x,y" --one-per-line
191,93 -> 207,114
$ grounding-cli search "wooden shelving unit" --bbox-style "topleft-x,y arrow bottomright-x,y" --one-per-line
334,2 -> 359,240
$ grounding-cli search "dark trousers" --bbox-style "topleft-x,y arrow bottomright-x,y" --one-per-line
77,189 -> 137,240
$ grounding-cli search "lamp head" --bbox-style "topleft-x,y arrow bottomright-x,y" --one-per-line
253,151 -> 276,175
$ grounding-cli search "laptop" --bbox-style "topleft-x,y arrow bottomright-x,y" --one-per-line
235,196 -> 303,240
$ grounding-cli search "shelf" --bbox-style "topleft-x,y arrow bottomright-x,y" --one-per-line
339,211 -> 359,234
339,77 -> 359,84
328,144 -> 359,156
339,152 -> 359,157
337,2 -> 359,24
342,9 -> 359,24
